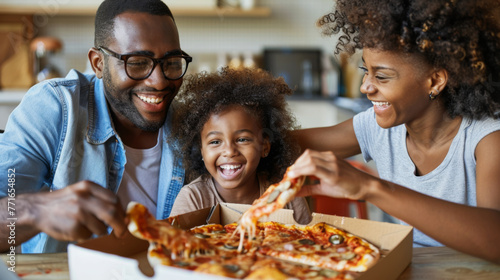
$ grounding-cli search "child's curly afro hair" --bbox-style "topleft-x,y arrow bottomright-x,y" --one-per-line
171,67 -> 300,183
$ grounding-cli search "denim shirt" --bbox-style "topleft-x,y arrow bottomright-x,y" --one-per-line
0,70 -> 184,253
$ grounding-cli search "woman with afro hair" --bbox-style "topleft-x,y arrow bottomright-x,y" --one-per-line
288,0 -> 500,263
169,67 -> 311,224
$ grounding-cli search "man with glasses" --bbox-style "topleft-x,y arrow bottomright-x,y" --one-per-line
0,0 -> 191,253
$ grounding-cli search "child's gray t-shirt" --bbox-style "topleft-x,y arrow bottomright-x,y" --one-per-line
353,107 -> 500,247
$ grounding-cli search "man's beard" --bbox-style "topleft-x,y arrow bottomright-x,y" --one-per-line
102,68 -> 165,132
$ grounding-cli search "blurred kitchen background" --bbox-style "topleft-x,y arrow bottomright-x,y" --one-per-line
0,0 -> 389,221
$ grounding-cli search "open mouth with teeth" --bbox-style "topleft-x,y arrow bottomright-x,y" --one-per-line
372,101 -> 390,107
137,95 -> 165,104
218,164 -> 243,178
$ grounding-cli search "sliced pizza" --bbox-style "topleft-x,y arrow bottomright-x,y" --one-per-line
249,255 -> 354,280
126,202 -> 215,266
190,222 -> 263,256
126,202 -> 381,279
235,166 -> 306,251
260,222 -> 380,272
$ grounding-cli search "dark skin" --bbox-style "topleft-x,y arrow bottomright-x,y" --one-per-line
290,49 -> 500,264
199,106 -> 271,205
0,12 -> 183,252
89,12 -> 183,149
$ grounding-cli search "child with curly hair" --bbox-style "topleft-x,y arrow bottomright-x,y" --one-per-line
288,0 -> 500,263
169,67 -> 311,224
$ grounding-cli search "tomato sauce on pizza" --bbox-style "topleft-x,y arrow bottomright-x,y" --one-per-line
127,202 -> 380,279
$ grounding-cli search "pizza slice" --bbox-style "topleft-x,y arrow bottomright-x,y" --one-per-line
235,166 -> 306,251
260,222 -> 380,273
260,221 -> 313,247
126,202 -> 216,267
249,255 -> 354,280
126,202 -> 381,279
190,222 -> 265,257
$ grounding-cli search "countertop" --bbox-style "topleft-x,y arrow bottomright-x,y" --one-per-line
0,89 -> 26,104
2,246 -> 499,279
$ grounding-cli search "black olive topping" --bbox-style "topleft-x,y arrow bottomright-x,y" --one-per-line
298,239 -> 315,245
175,261 -> 190,267
319,269 -> 339,277
223,264 -> 240,273
329,234 -> 344,245
194,233 -> 210,239
224,243 -> 239,250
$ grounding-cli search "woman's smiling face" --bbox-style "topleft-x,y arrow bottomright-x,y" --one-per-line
359,48 -> 436,128
200,105 -> 270,191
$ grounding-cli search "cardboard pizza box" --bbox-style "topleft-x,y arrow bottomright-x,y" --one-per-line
68,203 -> 413,280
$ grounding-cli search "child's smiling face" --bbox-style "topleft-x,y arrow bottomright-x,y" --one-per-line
200,105 -> 270,192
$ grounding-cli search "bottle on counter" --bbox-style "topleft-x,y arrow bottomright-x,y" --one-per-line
301,60 -> 314,97
321,54 -> 340,98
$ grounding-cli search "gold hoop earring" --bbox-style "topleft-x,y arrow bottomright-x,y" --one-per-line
429,89 -> 439,100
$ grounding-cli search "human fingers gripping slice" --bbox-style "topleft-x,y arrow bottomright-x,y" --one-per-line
74,209 -> 109,240
69,181 -> 127,238
289,152 -> 373,200
80,192 -> 126,237
30,184 -> 117,241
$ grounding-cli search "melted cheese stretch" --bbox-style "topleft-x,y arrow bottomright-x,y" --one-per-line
128,201 -> 380,278
127,202 -> 215,260
236,170 -> 306,252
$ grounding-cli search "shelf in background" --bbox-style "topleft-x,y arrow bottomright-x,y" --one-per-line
0,5 -> 271,18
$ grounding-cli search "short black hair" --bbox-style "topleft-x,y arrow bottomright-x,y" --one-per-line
171,67 -> 301,183
94,0 -> 175,48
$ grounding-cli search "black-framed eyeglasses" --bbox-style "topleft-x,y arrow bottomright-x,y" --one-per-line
98,46 -> 192,81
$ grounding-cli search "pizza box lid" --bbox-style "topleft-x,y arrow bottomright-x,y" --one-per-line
68,203 -> 413,280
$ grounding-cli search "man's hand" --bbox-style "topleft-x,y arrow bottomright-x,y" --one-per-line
0,181 -> 126,251
30,181 -> 127,241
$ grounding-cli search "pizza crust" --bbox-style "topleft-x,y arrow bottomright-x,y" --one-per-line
126,202 -> 380,279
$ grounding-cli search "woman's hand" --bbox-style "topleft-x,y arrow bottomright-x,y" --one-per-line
287,149 -> 376,201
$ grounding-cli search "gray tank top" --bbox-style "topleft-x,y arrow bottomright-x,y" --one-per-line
353,107 -> 500,247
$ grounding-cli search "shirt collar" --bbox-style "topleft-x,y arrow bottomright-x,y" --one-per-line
86,77 -> 116,144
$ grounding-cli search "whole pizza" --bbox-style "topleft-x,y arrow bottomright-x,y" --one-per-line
127,167 -> 380,279
127,202 -> 380,280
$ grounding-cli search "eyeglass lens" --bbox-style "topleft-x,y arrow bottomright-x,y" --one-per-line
125,56 -> 188,80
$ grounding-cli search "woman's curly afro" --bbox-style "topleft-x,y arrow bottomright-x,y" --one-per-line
171,67 -> 300,183
318,0 -> 500,119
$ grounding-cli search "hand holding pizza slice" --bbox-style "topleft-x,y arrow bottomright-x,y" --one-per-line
235,166 -> 306,251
